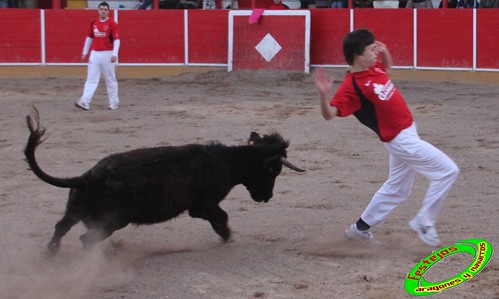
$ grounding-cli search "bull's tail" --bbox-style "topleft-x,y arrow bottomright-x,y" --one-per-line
24,106 -> 84,189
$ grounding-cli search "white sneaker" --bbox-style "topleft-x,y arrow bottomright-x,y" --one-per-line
75,101 -> 89,110
345,224 -> 379,244
409,218 -> 441,247
108,103 -> 119,110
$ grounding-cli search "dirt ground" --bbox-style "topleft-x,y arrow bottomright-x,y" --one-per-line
0,67 -> 498,299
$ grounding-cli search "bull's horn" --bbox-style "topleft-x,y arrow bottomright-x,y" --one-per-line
280,157 -> 306,172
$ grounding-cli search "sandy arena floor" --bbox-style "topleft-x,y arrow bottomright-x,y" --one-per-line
0,66 -> 498,299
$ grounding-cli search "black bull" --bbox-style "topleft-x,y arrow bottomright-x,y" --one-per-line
24,107 -> 305,254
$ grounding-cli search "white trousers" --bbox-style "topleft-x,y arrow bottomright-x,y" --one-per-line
361,123 -> 459,227
80,50 -> 119,106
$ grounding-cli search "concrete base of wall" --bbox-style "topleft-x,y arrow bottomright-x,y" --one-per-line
391,69 -> 499,85
0,66 -> 221,79
0,66 -> 498,85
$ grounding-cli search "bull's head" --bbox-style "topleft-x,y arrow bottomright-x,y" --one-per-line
245,132 -> 305,202
248,132 -> 305,173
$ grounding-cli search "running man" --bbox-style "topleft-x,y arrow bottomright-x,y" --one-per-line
314,29 -> 459,247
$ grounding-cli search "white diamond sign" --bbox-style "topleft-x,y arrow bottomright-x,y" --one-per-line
255,33 -> 282,62
228,10 -> 310,72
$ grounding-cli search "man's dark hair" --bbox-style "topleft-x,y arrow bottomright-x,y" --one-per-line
99,1 -> 110,8
343,29 -> 376,66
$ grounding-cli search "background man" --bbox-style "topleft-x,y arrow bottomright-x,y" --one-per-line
76,1 -> 121,111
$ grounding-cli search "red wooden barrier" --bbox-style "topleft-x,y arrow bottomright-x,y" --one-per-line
476,9 -> 499,69
1,8 -> 498,72
45,10 -> 97,63
229,11 -> 310,72
353,9 -> 414,67
0,9 -> 41,63
417,9 -> 473,68
119,10 -> 185,63
188,10 -> 229,64
309,10 -> 350,66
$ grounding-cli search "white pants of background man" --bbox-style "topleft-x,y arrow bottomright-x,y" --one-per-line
80,50 -> 119,107
361,122 -> 459,228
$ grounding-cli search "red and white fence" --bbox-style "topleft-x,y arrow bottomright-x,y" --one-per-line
0,8 -> 498,72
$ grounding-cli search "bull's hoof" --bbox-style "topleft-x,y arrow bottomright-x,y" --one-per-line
103,241 -> 123,257
221,236 -> 234,243
46,241 -> 60,256
219,228 -> 231,242
79,234 -> 97,250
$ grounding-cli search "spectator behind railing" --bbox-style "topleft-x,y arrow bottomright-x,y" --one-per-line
447,0 -> 479,7
268,0 -> 290,8
137,0 -> 153,8
354,0 -> 374,7
1,0 -> 495,10
331,0 -> 347,7
373,0 -> 399,7
477,0 -> 498,6
3,0 -> 37,7
406,0 -> 433,7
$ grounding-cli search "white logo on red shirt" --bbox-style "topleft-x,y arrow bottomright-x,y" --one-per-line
93,27 -> 106,38
373,80 -> 395,101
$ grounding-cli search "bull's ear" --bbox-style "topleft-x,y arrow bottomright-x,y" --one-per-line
248,132 -> 262,145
